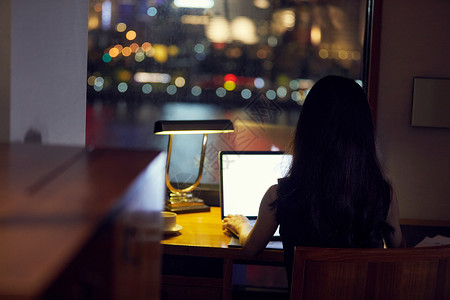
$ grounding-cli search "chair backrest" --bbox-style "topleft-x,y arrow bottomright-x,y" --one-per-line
290,245 -> 450,300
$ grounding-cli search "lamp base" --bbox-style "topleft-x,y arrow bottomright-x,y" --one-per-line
165,203 -> 210,214
165,192 -> 210,214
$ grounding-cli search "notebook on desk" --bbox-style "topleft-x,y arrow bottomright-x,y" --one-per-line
219,151 -> 292,249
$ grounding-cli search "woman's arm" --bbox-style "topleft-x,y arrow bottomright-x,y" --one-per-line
384,192 -> 406,248
222,184 -> 279,257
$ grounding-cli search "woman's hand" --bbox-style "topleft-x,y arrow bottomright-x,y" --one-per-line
222,185 -> 279,258
222,214 -> 252,237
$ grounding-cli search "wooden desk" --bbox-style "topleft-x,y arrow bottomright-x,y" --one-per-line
161,207 -> 284,300
161,208 -> 450,300
0,143 -> 166,299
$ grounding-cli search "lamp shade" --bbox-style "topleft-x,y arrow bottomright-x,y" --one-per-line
154,120 -> 234,135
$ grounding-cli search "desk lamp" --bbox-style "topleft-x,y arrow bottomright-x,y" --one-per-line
154,120 -> 234,213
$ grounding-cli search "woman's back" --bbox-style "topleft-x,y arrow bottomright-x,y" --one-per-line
274,76 -> 394,278
222,76 -> 404,285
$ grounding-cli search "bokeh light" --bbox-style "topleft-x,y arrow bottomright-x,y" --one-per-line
168,45 -> 179,56
241,89 -> 252,99
216,87 -> 226,97
94,3 -> 102,12
88,16 -> 99,30
338,50 -> 348,60
224,81 -> 236,91
194,43 -> 205,54
291,91 -> 301,101
191,86 -> 202,96
289,80 -> 299,90
254,77 -> 265,88
206,17 -> 231,43
126,30 -> 137,40
224,73 -> 237,82
87,75 -> 96,86
118,82 -> 128,92
253,0 -> 270,9
94,76 -> 104,87
167,85 -> 177,95
266,90 -> 276,100
122,47 -> 132,56
109,47 -> 120,57
153,44 -> 168,63
142,42 -> 152,51
256,49 -> 267,59
276,86 -> 287,98
142,83 -> 152,94
147,7 -> 157,17
116,22 -> 127,32
319,49 -> 329,59
231,17 -> 258,45
310,25 -> 321,46
135,51 -> 145,62
102,53 -> 112,63
267,36 -> 278,47
130,43 -> 139,52
174,77 -> 186,87
117,70 -> 132,82
291,90 -> 307,105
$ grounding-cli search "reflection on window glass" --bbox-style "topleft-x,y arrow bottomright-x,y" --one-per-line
86,0 -> 367,185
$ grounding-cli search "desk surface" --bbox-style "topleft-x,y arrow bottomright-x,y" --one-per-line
161,207 -> 284,263
161,207 -> 228,248
161,207 -> 450,256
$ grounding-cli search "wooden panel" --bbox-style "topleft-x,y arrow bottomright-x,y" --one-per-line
302,261 -> 367,299
290,246 -> 450,300
436,259 -> 450,300
366,261 -> 439,300
0,143 -> 165,299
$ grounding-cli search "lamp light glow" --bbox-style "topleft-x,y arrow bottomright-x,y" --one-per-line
174,0 -> 214,8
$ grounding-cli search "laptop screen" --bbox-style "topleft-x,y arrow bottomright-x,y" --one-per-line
219,151 -> 292,219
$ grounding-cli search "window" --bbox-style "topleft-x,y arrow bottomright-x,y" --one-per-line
86,0 -> 369,186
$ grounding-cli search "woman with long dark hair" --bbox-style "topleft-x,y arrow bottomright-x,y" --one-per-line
222,75 -> 404,281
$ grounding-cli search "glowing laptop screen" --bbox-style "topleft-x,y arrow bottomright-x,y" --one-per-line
220,151 -> 292,218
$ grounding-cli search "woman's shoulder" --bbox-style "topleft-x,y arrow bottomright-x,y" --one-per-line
262,184 -> 279,205
267,184 -> 279,197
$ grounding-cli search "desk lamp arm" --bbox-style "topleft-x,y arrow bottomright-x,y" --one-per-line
165,133 -> 208,194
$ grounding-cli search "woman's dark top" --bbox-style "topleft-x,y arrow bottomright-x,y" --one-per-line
275,177 -> 392,285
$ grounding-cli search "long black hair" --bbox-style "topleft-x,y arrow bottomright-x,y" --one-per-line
276,75 -> 392,248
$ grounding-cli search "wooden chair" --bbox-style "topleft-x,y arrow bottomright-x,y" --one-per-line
290,245 -> 450,300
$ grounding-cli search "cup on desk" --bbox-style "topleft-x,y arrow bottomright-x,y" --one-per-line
161,211 -> 178,232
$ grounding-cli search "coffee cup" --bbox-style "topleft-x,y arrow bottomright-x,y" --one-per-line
161,211 -> 178,232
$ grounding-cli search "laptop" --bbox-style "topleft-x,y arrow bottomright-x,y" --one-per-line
219,151 -> 292,249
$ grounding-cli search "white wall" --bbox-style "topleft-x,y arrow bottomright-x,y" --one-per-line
4,0 -> 88,146
376,0 -> 450,221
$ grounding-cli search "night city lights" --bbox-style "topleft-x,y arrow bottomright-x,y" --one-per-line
87,0 -> 366,106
